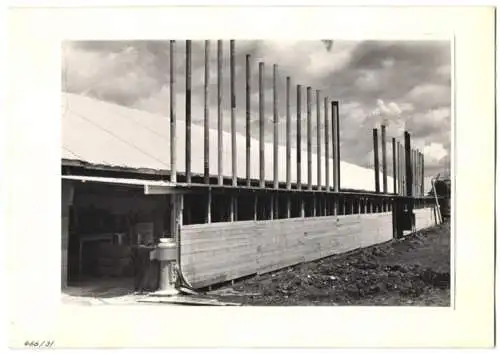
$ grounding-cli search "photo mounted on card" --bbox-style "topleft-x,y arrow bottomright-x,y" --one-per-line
7,5 -> 494,349
60,38 -> 451,306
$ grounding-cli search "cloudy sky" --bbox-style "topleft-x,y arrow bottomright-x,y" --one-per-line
62,39 -> 451,178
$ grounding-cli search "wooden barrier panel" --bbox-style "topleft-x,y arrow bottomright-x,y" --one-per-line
181,212 -> 396,288
414,207 -> 437,231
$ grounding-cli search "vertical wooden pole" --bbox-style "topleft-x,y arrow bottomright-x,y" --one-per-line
217,40 -> 223,186
331,101 -> 336,192
259,62 -> 265,188
230,196 -> 235,222
405,131 -> 413,198
421,152 -> 425,196
316,90 -> 321,190
185,40 -> 192,184
313,195 -> 317,216
273,64 -> 279,189
307,87 -> 312,190
169,40 -> 177,183
324,97 -> 329,191
253,195 -> 258,221
335,102 -> 341,191
392,137 -> 397,194
381,124 -> 387,193
286,195 -> 291,218
270,195 -> 274,220
296,85 -> 302,190
203,40 -> 210,184
206,189 -> 212,223
300,198 -> 305,217
373,128 -> 380,193
286,76 -> 291,190
230,40 -> 237,187
245,54 -> 251,187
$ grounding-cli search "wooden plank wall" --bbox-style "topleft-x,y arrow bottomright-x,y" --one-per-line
180,212 -> 394,288
414,207 -> 437,231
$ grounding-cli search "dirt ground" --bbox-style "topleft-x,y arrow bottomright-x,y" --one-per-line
209,223 -> 451,306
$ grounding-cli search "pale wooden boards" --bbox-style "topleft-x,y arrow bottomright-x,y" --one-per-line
180,212 -> 396,289
414,207 -> 438,231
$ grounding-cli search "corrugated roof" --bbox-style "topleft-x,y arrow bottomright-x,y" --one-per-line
61,92 -> 393,192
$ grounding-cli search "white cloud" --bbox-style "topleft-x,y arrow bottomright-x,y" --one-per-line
423,142 -> 448,162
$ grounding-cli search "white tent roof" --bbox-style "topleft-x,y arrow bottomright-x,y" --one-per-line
62,92 -> 393,192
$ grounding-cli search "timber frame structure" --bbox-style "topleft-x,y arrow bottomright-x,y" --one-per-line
61,39 -> 442,290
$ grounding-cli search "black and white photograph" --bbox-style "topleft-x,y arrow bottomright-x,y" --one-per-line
61,39 -> 451,307
6,5 -> 495,349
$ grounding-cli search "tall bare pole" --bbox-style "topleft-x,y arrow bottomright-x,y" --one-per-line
335,102 -> 341,191
324,97 -> 329,191
307,86 -> 312,190
373,128 -> 380,193
230,40 -> 237,186
273,64 -> 279,189
405,131 -> 413,197
185,40 -> 192,184
169,40 -> 176,183
286,76 -> 291,189
203,40 -> 210,184
381,124 -> 387,193
296,85 -> 302,190
245,54 -> 251,187
217,40 -> 223,185
392,137 -> 397,194
259,62 -> 265,188
316,90 -> 321,189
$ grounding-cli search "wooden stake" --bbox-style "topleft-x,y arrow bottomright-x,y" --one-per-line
217,40 -> 223,186
203,40 -> 210,184
185,40 -> 192,184
169,40 -> 176,183
296,84 -> 302,190
273,64 -> 279,189
245,54 -> 251,187
259,62 -> 265,188
324,97 -> 329,191
230,40 -> 237,187
405,131 -> 413,197
381,124 -> 387,193
286,76 -> 291,189
373,128 -> 380,193
334,102 -> 341,191
316,90 -> 321,190
307,87 -> 312,190
392,137 -> 397,194
206,189 -> 212,223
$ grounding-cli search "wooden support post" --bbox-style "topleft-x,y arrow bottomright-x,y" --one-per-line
333,197 -> 338,216
230,40 -> 237,187
169,40 -> 177,183
316,90 -> 321,190
286,195 -> 291,218
312,195 -> 317,217
420,153 -> 427,196
358,197 -> 362,214
392,137 -> 397,194
253,195 -> 258,221
307,86 -> 312,190
364,197 -> 368,214
373,128 -> 380,193
273,64 -> 279,189
259,62 -> 265,188
300,197 -> 305,218
296,85 -> 302,190
404,132 -> 413,224
204,40 -> 210,184
245,54 -> 251,187
217,40 -> 223,186
324,97 -> 330,191
286,76 -> 291,190
185,40 -> 192,184
334,102 -> 341,191
381,124 -> 387,193
230,196 -> 235,222
270,195 -> 274,220
206,189 -> 211,223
